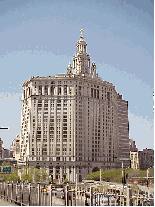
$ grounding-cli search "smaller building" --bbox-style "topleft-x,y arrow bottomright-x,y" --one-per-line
3,148 -> 10,158
15,134 -> 20,161
130,151 -> 139,169
10,139 -> 16,151
10,134 -> 20,160
0,158 -> 17,168
138,148 -> 154,170
0,138 -> 3,158
129,138 -> 139,169
129,138 -> 138,152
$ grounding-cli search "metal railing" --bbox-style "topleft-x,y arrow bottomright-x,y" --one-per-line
0,182 -> 154,206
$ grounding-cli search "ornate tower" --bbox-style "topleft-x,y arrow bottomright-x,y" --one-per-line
73,29 -> 91,75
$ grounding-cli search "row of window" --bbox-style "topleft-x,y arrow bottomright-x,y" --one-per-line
23,84 -> 114,99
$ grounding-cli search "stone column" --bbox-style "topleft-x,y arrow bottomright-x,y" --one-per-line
42,85 -> 45,95
53,167 -> 56,179
60,99 -> 63,161
66,167 -> 70,181
48,85 -> 51,95
60,167 -> 63,182
46,167 -> 50,182
53,100 -> 57,160
70,166 -> 74,182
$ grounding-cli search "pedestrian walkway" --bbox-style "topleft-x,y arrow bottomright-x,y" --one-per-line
0,199 -> 17,206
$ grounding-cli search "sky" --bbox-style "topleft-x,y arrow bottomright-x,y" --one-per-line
0,0 -> 154,151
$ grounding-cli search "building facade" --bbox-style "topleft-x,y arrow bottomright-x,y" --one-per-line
10,139 -> 16,158
0,138 -> 3,158
3,148 -> 10,158
129,138 -> 138,152
130,151 -> 139,169
129,138 -> 139,169
10,134 -> 21,160
138,148 -> 154,170
20,30 -> 130,182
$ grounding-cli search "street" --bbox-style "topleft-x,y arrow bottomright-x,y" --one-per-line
0,199 -> 17,206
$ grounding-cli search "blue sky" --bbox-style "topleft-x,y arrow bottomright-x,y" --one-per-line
0,0 -> 154,150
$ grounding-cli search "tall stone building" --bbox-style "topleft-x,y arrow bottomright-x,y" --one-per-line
20,30 -> 130,182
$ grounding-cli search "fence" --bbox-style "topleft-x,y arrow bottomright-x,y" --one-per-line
0,182 -> 154,206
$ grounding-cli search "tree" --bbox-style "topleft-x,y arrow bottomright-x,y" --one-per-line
1,162 -> 18,182
65,178 -> 69,182
21,166 -> 48,183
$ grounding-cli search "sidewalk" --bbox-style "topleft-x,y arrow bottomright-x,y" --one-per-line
0,199 -> 17,206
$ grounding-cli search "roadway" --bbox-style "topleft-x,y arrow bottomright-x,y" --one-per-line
0,199 -> 17,206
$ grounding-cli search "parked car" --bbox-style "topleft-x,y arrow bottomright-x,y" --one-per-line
108,183 -> 116,187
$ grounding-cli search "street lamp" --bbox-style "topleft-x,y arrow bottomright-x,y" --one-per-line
0,127 -> 9,129
119,158 -> 130,192
147,166 -> 152,197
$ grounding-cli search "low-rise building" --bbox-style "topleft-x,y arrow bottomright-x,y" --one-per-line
129,138 -> 139,169
15,134 -> 20,160
138,148 -> 154,170
10,139 -> 16,158
3,148 -> 10,158
0,138 -> 3,158
10,134 -> 20,160
129,138 -> 138,152
130,151 -> 139,169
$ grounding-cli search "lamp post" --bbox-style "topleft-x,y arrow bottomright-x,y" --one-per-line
147,167 -> 152,198
73,157 -> 77,205
72,157 -> 77,184
119,158 -> 130,192
0,127 -> 9,129
122,161 -> 124,192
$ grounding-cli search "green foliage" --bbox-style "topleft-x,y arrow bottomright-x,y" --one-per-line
2,162 -> 11,167
87,167 -> 154,183
148,167 -> 154,174
65,178 -> 69,182
0,162 -> 48,183
1,162 -> 18,182
21,166 -> 48,183
87,168 -> 122,182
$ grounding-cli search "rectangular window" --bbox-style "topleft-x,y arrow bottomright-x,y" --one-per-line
79,86 -> 81,96
64,85 -> 67,95
51,86 -> 55,95
58,85 -> 61,95
107,92 -> 110,101
39,86 -> 42,95
91,88 -> 93,97
45,85 -> 48,95
94,89 -> 96,98
97,90 -> 99,99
